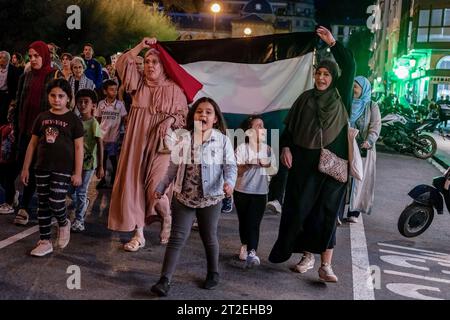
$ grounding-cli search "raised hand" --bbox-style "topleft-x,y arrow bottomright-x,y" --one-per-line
141,37 -> 157,49
316,26 -> 336,47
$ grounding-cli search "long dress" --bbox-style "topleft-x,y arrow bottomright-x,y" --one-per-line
349,101 -> 381,214
269,41 -> 355,261
108,51 -> 188,233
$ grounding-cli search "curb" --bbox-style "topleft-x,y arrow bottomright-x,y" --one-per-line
429,155 -> 448,174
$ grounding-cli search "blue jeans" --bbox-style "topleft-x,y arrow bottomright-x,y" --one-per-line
70,170 -> 94,223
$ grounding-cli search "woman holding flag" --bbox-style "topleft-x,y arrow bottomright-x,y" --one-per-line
108,37 -> 202,250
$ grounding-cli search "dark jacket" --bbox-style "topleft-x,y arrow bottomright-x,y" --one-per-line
6,64 -> 22,101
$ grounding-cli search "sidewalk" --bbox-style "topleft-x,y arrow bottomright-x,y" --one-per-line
429,131 -> 450,169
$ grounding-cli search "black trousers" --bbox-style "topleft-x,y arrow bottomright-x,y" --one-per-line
0,163 -> 17,204
234,191 -> 267,253
0,91 -> 11,125
16,133 -> 36,212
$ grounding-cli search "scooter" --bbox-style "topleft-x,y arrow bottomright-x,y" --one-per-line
398,168 -> 450,237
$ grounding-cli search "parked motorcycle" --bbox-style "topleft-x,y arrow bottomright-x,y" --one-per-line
379,113 -> 438,159
398,169 -> 450,237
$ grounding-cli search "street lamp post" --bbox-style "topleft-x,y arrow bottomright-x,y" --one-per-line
210,3 -> 221,39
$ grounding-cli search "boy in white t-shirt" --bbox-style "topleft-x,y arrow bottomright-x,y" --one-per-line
94,79 -> 127,188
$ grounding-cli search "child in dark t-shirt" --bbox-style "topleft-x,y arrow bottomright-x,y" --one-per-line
20,79 -> 84,257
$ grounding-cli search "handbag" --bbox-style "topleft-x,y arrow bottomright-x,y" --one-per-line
348,127 -> 364,181
318,128 -> 348,183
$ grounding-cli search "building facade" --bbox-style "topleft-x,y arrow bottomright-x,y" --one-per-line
165,0 -> 315,40
369,0 -> 450,104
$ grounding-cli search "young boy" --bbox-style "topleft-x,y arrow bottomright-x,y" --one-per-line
71,89 -> 104,232
94,79 -> 127,188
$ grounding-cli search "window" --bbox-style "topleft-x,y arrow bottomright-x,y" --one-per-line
444,9 -> 450,26
296,20 -> 300,27
431,9 -> 443,26
419,10 -> 429,26
417,28 -> 428,42
416,7 -> 450,42
429,27 -> 450,42
437,56 -> 450,69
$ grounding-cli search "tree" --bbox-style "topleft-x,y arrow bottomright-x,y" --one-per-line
0,0 -> 178,57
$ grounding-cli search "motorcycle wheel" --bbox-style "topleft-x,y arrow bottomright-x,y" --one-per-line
398,203 -> 434,237
412,135 -> 437,159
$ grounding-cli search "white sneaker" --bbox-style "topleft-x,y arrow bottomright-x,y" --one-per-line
30,240 -> 53,257
0,203 -> 14,215
266,200 -> 282,214
239,244 -> 247,261
318,263 -> 338,282
347,216 -> 358,223
293,252 -> 315,273
57,219 -> 71,249
245,249 -> 260,268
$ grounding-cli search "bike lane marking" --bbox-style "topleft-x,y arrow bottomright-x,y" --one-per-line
0,226 -> 39,250
378,242 -> 450,257
350,215 -> 375,300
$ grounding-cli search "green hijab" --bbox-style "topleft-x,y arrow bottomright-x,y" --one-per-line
285,60 -> 348,149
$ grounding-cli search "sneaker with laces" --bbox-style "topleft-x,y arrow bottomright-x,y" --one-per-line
245,250 -> 260,268
318,263 -> 338,282
221,197 -> 233,213
239,244 -> 247,261
57,219 -> 71,249
0,203 -> 14,215
293,252 -> 315,273
71,220 -> 85,232
266,200 -> 282,214
30,240 -> 53,257
14,209 -> 29,226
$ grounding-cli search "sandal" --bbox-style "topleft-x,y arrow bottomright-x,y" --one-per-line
14,209 -> 29,226
124,237 -> 146,252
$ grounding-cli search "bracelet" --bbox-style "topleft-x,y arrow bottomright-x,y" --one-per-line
329,41 -> 336,48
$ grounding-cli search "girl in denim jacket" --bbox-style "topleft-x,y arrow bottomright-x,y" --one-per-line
151,97 -> 237,296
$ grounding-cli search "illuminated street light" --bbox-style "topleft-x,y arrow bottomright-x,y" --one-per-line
244,27 -> 252,36
211,3 -> 221,38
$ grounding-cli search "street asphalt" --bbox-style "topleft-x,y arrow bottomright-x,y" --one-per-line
0,152 -> 449,301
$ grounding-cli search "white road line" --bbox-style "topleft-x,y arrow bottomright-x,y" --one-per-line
379,249 -> 450,263
0,226 -> 40,250
378,243 -> 450,257
384,269 -> 450,284
350,215 -> 375,300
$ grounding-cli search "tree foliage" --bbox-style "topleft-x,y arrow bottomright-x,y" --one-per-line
0,0 -> 178,57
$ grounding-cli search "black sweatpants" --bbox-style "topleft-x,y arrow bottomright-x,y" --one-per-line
35,171 -> 71,240
234,191 -> 267,253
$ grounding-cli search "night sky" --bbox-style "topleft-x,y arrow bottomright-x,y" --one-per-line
314,0 -> 376,23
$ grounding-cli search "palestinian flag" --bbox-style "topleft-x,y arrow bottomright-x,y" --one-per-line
161,32 -> 317,131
